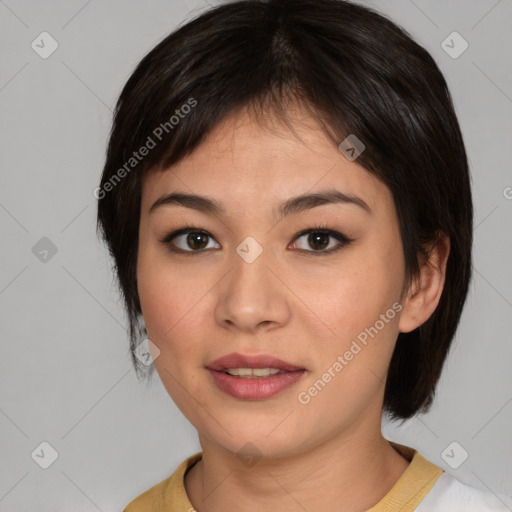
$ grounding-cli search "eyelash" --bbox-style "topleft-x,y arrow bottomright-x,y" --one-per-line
159,222 -> 354,257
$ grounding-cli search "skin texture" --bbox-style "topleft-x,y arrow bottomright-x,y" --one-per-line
137,105 -> 450,512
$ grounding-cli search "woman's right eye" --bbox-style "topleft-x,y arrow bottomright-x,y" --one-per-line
161,228 -> 220,253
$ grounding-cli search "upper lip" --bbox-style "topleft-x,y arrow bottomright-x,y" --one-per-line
207,352 -> 304,372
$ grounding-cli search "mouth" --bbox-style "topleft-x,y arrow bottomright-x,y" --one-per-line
206,352 -> 306,400
220,367 -> 288,378
207,352 -> 305,373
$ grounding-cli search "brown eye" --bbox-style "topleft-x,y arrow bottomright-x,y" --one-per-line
307,232 -> 330,251
185,232 -> 210,250
161,228 -> 221,252
291,228 -> 354,255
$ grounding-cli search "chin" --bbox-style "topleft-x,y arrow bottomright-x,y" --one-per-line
196,412 -> 315,460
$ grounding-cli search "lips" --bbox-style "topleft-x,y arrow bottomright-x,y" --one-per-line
207,352 -> 304,372
206,352 -> 306,400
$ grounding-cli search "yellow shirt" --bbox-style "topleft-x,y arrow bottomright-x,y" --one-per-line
123,446 -> 445,512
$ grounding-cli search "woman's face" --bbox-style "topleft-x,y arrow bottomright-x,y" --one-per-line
137,106 -> 408,458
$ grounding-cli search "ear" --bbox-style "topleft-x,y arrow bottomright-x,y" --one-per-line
398,233 -> 450,333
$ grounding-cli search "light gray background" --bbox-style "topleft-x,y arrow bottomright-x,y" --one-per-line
1,0 -> 511,510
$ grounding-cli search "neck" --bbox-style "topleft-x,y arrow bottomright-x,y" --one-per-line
185,427 -> 410,512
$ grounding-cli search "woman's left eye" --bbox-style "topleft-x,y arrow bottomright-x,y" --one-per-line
290,228 -> 354,255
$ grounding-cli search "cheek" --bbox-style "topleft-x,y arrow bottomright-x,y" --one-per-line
137,253 -> 210,412
136,250 -> 212,362
137,241 -> 180,324
296,263 -> 401,421
317,257 -> 399,338
303,244 -> 403,398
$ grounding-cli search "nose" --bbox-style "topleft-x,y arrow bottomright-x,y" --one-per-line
214,245 -> 292,334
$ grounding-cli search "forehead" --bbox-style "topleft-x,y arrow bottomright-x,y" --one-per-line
140,106 -> 390,217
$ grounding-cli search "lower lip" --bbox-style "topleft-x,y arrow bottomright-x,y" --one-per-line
207,369 -> 306,400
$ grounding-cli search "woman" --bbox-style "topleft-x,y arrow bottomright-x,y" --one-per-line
96,0 -> 511,510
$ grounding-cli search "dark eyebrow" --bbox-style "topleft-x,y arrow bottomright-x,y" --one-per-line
149,188 -> 372,217
276,189 -> 372,218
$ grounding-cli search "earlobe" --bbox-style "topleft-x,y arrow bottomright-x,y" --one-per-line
398,233 -> 451,334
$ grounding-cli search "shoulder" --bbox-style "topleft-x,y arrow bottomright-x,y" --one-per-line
123,474 -> 173,512
123,452 -> 202,512
416,472 -> 512,511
